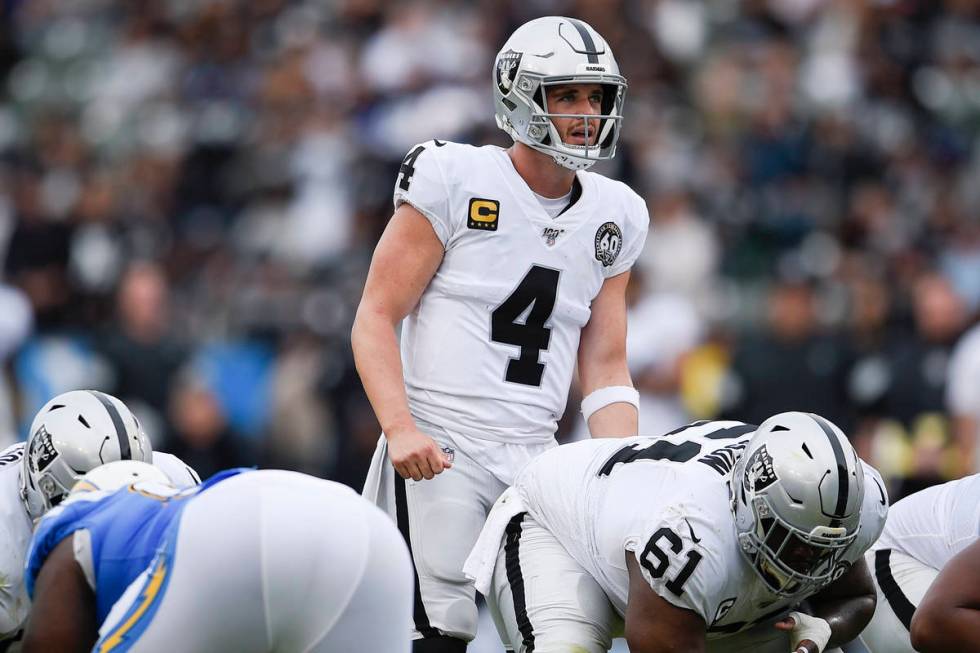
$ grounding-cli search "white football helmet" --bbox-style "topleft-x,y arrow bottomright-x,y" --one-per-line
70,460 -> 170,495
493,16 -> 627,170
731,412 -> 864,596
21,390 -> 153,519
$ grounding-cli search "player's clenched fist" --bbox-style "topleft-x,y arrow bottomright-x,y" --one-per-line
386,426 -> 453,481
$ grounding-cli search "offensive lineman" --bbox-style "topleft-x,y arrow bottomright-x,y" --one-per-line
22,462 -> 414,652
464,412 -> 888,653
0,390 -> 199,646
352,16 -> 648,652
859,474 -> 980,652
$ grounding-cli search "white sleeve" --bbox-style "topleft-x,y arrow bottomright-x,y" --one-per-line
626,510 -> 720,622
152,452 -> 201,487
0,531 -> 28,638
392,140 -> 454,246
947,327 -> 980,417
606,189 -> 649,278
72,529 -> 96,590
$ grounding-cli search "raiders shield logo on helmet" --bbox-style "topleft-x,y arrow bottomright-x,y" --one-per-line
495,49 -> 523,96
594,221 -> 622,267
745,444 -> 778,492
28,426 -> 59,474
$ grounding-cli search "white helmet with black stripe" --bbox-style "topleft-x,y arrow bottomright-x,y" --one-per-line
20,390 -> 153,520
493,16 -> 627,170
731,412 -> 864,596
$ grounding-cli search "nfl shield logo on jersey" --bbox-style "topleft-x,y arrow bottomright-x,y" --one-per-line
594,222 -> 622,267
441,446 -> 455,464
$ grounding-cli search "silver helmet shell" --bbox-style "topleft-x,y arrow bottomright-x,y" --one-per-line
21,390 -> 153,519
493,16 -> 627,171
731,412 -> 864,596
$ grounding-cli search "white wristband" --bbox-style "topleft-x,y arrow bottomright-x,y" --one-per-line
787,611 -> 831,653
581,386 -> 640,421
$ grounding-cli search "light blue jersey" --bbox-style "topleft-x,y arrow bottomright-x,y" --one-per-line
26,469 -> 245,625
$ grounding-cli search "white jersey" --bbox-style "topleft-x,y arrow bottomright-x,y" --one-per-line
0,444 -> 32,638
151,451 -> 201,487
0,442 -> 200,640
395,140 -> 648,444
871,474 -> 980,571
514,421 -> 886,638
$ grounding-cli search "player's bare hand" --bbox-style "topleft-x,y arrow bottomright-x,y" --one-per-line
386,426 -> 453,481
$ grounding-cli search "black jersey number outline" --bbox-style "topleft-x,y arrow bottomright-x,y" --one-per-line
640,526 -> 703,596
598,423 -> 755,476
490,265 -> 560,387
397,145 -> 426,191
397,141 -> 446,192
0,446 -> 22,467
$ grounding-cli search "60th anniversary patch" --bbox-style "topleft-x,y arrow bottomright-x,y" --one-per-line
594,221 -> 622,267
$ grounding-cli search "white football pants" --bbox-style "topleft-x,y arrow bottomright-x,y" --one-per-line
363,418 -> 552,642
95,470 -> 414,652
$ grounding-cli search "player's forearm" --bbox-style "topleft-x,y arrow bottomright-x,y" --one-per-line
911,606 -> 980,653
579,353 -> 636,437
587,401 -> 638,438
351,309 -> 415,435
809,593 -> 875,649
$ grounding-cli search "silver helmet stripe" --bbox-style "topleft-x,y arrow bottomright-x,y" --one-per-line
564,18 -> 600,63
89,391 -> 131,460
809,413 -> 849,525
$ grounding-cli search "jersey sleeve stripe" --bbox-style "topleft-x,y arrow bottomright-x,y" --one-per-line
873,549 -> 916,630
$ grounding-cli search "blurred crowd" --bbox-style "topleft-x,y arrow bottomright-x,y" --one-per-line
1,0 -> 979,500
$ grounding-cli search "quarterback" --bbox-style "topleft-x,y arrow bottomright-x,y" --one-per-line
352,16 -> 648,652
464,412 -> 888,653
0,390 -> 198,645
859,474 -> 980,652
22,462 -> 413,652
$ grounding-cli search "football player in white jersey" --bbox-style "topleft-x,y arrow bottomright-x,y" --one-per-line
0,390 -> 198,646
352,16 -> 648,652
858,474 -> 980,652
464,412 -> 888,653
